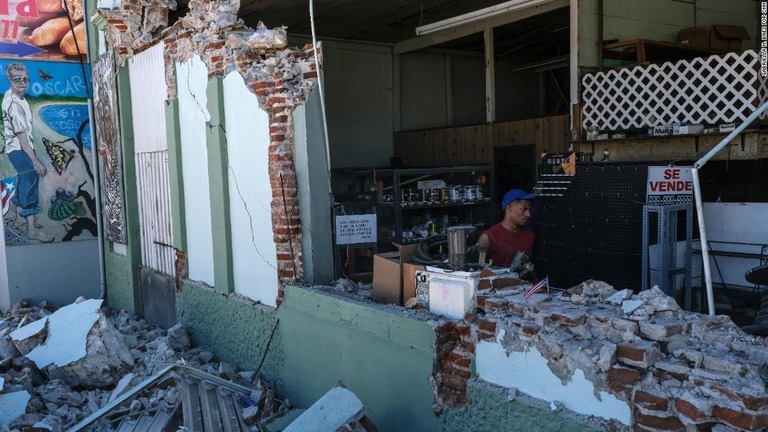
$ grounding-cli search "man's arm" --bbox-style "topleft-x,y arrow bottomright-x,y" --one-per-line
475,233 -> 490,264
17,132 -> 45,176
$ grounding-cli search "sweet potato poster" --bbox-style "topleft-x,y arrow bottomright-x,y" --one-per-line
0,0 -> 86,61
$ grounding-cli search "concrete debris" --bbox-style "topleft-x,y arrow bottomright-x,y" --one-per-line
166,323 -> 191,351
475,279 -> 768,431
604,289 -> 634,305
0,299 -> 272,431
283,386 -> 375,432
10,299 -> 133,389
621,299 -> 644,314
225,22 -> 288,50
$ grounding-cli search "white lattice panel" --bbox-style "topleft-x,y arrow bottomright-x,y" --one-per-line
582,50 -> 768,131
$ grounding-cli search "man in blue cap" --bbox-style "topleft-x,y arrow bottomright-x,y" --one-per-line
475,188 -> 536,268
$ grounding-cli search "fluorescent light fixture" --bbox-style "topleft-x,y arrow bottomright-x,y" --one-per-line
415,0 -> 558,36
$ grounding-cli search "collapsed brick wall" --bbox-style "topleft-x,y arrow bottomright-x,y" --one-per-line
443,277 -> 768,431
97,0 -> 320,296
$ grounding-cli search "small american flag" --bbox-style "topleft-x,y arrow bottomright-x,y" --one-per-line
522,276 -> 549,301
1,176 -> 16,217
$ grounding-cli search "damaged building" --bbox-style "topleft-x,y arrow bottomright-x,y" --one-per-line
0,0 -> 767,431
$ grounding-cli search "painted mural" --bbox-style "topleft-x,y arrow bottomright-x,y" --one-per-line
0,0 -> 86,62
93,50 -> 125,244
0,59 -> 95,245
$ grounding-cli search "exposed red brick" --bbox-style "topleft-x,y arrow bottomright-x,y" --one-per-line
475,295 -> 488,308
452,357 -> 471,368
478,268 -> 496,278
633,411 -> 685,431
708,383 -> 768,411
522,323 -> 540,335
608,366 -> 642,385
712,406 -> 768,431
461,341 -> 475,353
477,319 -> 496,333
674,399 -> 707,421
633,389 -> 669,412
483,298 -> 506,312
477,279 -> 492,290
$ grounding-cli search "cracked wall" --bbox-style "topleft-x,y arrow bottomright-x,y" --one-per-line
98,0 -> 320,299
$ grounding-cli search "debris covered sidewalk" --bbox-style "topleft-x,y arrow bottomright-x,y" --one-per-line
0,298 -> 376,432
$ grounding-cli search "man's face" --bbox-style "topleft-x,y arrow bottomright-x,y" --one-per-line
506,199 -> 532,227
8,69 -> 29,95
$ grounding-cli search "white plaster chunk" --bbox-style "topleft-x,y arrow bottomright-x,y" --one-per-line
109,373 -> 136,403
283,386 -> 364,432
476,330 -> 631,425
13,299 -> 134,388
9,316 -> 49,355
0,376 -> 4,388
597,342 -> 617,372
604,289 -> 633,305
621,299 -> 644,314
24,299 -> 103,368
0,391 -> 31,425
9,316 -> 48,341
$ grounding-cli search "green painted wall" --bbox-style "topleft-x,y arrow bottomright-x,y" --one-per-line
442,381 -> 604,432
175,284 -> 616,431
276,286 -> 439,432
104,252 -> 137,313
175,280 -> 283,383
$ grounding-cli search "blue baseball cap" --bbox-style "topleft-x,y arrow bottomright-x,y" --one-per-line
502,189 -> 537,209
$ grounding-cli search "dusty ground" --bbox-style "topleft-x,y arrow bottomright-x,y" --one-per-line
0,300 -> 270,431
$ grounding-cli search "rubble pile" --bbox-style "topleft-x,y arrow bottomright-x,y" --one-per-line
0,300 -> 289,431
473,279 -> 768,431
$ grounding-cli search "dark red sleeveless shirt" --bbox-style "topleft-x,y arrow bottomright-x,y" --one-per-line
483,223 -> 534,267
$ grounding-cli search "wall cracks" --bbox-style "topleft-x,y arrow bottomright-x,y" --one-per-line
96,0 -> 321,303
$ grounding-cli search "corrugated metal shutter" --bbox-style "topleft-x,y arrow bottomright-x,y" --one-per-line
128,43 -> 175,276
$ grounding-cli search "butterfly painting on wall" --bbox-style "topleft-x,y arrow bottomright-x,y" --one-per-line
43,137 -> 76,175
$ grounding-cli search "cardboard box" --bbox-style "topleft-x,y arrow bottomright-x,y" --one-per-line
678,25 -> 750,51
402,262 -> 425,302
372,244 -> 419,305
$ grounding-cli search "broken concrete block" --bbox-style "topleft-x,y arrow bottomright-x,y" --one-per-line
218,362 -> 238,379
639,286 -> 681,313
283,387 -> 366,432
12,299 -> 134,389
0,390 -> 31,425
166,324 -> 191,351
597,342 -> 617,372
604,289 -> 633,305
638,319 -> 686,341
9,316 -> 48,355
264,408 -> 306,432
0,335 -> 21,360
621,299 -> 644,314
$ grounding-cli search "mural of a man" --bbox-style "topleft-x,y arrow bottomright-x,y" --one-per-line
2,62 -> 53,242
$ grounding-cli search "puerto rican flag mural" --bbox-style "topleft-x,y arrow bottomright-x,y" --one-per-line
1,176 -> 17,217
